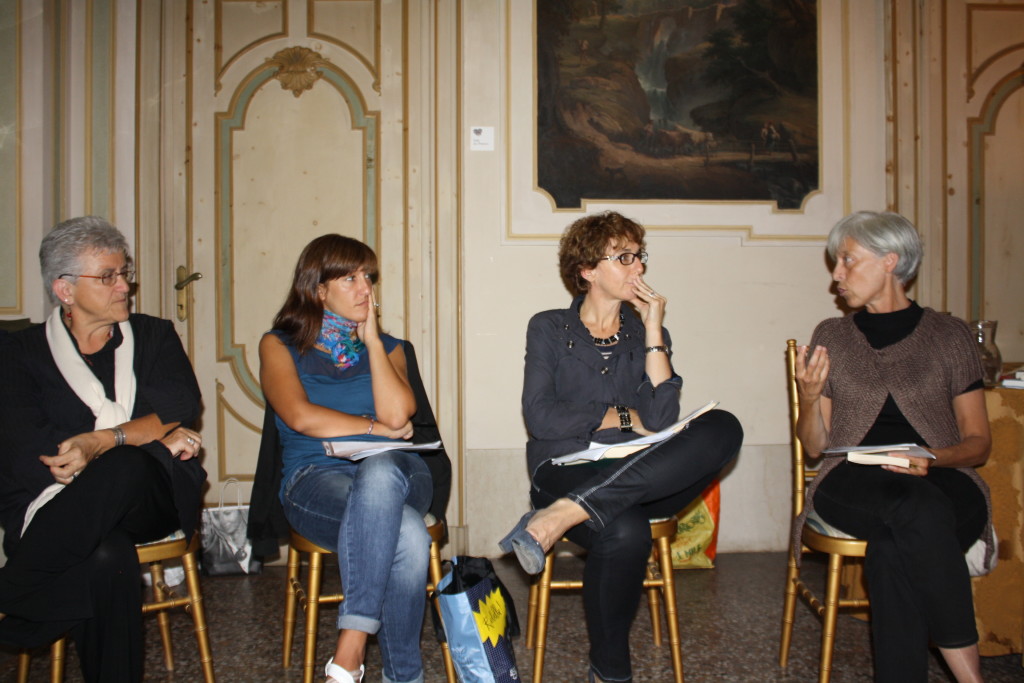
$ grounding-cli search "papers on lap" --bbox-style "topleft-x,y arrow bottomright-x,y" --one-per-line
551,400 -> 718,466
322,439 -> 442,460
822,443 -> 936,468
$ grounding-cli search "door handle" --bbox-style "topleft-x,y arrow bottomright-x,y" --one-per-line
175,267 -> 203,321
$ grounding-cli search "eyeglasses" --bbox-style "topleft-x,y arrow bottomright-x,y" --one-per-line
602,251 -> 648,266
60,267 -> 136,286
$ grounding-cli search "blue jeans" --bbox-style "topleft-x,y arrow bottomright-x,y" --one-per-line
282,451 -> 433,683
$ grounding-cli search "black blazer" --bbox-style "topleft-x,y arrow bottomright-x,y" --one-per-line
247,340 -> 452,558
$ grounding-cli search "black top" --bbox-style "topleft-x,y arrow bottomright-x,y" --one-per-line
0,314 -> 205,551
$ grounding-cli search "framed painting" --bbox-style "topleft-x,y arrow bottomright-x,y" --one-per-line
536,0 -> 819,210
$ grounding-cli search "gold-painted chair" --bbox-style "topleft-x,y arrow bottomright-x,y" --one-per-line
283,516 -> 456,683
525,515 -> 685,683
778,339 -> 869,683
17,531 -> 215,682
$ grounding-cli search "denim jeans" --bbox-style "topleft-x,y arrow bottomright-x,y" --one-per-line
531,409 -> 743,681
282,451 -> 433,683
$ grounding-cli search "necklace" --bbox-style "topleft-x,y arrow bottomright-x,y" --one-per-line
585,312 -> 624,346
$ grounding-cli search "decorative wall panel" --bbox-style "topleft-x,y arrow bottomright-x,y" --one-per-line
0,1 -> 20,312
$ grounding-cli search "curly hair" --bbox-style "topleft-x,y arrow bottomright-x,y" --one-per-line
271,234 -> 379,353
558,211 -> 646,296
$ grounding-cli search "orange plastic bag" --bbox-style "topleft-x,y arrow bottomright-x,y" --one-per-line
670,480 -> 720,569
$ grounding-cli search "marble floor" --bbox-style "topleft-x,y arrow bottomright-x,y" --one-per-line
2,551 -> 1021,682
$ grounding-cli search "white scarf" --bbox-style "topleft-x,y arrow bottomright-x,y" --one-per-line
22,308 -> 136,533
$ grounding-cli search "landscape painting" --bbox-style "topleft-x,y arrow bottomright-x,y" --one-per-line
537,0 -> 818,209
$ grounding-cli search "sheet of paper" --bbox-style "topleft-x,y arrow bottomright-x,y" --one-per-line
322,439 -> 442,461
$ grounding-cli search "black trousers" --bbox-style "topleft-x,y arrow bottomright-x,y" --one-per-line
531,409 -> 743,681
813,463 -> 987,683
0,448 -> 178,682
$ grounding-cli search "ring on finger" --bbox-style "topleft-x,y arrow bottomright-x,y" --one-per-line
186,436 -> 195,445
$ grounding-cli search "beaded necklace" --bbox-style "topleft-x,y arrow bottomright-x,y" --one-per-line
585,311 -> 624,346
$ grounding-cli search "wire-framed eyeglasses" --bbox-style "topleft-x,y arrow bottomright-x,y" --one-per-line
602,251 -> 648,266
59,267 -> 136,286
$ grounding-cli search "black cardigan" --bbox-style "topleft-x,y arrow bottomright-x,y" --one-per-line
0,314 -> 206,554
247,340 -> 452,558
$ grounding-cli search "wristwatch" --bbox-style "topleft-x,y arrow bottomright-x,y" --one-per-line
616,405 -> 633,432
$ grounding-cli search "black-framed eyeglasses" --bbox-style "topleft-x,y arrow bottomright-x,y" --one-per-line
602,251 -> 648,266
59,267 -> 136,286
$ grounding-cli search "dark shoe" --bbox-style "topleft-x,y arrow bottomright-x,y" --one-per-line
588,666 -> 630,683
498,511 -> 546,575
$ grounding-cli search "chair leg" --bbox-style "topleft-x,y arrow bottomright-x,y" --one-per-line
17,649 -> 29,683
647,558 -> 663,646
778,549 -> 800,668
526,578 -> 539,649
50,637 -> 66,683
531,553 -> 555,683
284,545 -> 301,668
148,560 -> 176,671
818,553 -> 844,683
656,536 -> 684,683
181,549 -> 216,683
302,550 -> 325,683
428,539 -> 457,683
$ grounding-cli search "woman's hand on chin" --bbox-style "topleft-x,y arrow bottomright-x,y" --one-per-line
631,275 -> 666,328
356,291 -> 382,346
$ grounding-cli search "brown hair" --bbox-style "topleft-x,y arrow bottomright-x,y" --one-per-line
272,234 -> 379,353
558,211 -> 646,296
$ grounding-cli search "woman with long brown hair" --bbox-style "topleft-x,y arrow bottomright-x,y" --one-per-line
259,234 -> 432,683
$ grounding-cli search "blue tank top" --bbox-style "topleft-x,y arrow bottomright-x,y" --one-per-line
269,330 -> 403,488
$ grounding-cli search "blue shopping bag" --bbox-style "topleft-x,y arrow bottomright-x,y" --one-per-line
434,556 -> 520,683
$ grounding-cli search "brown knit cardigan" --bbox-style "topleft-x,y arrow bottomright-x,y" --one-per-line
791,308 -> 995,571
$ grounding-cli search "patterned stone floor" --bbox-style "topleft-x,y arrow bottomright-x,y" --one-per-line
2,552 -> 1021,681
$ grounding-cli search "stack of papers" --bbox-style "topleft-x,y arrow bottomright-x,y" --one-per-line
551,400 -> 718,466
322,440 -> 442,461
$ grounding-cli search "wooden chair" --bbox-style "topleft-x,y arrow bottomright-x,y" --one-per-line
283,516 -> 456,683
18,531 -> 216,682
525,515 -> 685,683
778,339 -> 869,683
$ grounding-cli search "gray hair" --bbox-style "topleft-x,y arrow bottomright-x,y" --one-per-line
40,216 -> 129,306
826,211 -> 923,285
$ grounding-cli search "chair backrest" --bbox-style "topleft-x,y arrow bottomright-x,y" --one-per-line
247,339 -> 452,557
785,339 -> 816,519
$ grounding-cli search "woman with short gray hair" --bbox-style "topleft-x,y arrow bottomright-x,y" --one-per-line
796,210 -> 993,682
0,216 -> 206,682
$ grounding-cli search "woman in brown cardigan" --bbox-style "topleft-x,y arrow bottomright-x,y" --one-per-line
796,211 -> 991,683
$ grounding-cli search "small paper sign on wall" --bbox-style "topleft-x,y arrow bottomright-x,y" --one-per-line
470,126 -> 494,151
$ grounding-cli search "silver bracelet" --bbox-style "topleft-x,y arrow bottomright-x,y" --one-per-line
111,425 -> 126,447
366,416 -> 375,435
645,345 -> 669,354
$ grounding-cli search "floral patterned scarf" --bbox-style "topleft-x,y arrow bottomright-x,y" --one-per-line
315,310 -> 365,370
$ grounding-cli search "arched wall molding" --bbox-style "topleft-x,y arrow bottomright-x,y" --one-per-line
214,0 -> 288,95
213,58 -> 380,405
307,0 -> 381,94
967,68 -> 1024,320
